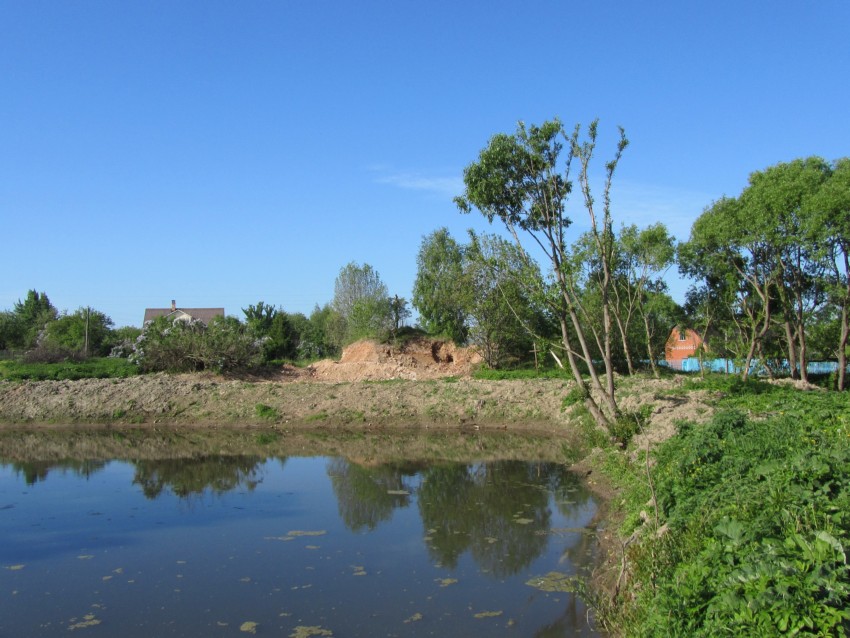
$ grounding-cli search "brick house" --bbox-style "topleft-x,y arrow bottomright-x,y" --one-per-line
664,326 -> 705,369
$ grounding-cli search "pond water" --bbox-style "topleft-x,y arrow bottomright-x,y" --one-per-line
1,452 -> 600,637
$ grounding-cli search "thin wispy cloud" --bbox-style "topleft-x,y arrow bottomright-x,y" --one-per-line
373,165 -> 711,241
370,167 -> 464,199
609,180 -> 713,243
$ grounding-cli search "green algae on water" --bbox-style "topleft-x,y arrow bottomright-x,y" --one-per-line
290,626 -> 333,637
525,571 -> 575,593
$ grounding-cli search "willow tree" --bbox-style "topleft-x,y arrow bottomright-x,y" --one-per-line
455,119 -> 628,429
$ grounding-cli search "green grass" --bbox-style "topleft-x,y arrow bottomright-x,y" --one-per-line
254,403 -> 279,421
0,357 -> 139,381
472,367 -> 568,380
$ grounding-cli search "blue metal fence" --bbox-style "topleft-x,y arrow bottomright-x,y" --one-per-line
660,358 -> 848,376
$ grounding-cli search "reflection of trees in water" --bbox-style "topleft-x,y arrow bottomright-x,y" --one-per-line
10,460 -> 108,486
550,471 -> 592,515
532,591 -> 591,638
132,456 -> 267,499
418,461 -> 583,578
326,459 -> 422,532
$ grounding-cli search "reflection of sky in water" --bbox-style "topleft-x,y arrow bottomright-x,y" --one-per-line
0,457 -> 599,637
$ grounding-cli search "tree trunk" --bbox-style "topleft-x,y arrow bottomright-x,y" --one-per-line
783,319 -> 799,380
555,265 -> 618,423
742,320 -> 758,382
795,292 -> 809,383
558,317 -> 609,428
613,312 -> 635,376
567,304 -> 618,419
643,314 -> 660,379
758,341 -> 777,379
839,303 -> 849,391
602,299 -> 616,400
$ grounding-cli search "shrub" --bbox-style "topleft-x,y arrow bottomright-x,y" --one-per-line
132,316 -> 262,373
22,344 -> 85,364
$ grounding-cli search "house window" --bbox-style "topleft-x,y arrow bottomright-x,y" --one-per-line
678,330 -> 687,341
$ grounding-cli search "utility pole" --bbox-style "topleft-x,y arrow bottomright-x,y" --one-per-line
84,307 -> 90,357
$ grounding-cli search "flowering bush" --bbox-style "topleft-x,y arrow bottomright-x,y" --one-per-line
131,316 -> 261,373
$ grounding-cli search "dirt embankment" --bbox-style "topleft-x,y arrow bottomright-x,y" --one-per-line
0,338 -> 714,444
309,337 -> 483,382
0,372 -> 571,432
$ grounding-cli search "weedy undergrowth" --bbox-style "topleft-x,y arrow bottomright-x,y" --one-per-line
604,384 -> 850,637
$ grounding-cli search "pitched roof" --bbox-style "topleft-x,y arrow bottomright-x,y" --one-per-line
143,307 -> 225,325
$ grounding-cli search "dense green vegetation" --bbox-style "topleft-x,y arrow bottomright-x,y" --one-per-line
0,357 -> 138,381
597,377 -> 850,636
454,119 -> 849,436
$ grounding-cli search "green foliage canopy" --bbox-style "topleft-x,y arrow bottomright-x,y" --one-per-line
412,228 -> 469,343
43,307 -> 114,357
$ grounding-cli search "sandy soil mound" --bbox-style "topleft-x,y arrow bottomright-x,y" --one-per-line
309,338 -> 483,382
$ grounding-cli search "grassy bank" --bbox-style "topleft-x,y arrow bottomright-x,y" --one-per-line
592,376 -> 850,637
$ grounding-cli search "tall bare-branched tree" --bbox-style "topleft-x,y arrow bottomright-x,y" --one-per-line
456,119 -> 628,429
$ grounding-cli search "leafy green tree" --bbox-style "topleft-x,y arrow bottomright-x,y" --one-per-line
456,119 -> 628,428
388,295 -> 411,340
680,196 -> 775,380
347,295 -> 392,342
741,157 -> 831,381
43,307 -> 114,356
242,301 -> 276,334
0,311 -> 22,351
641,286 -> 684,369
332,262 -> 392,344
412,228 -> 469,343
297,304 -> 343,359
682,158 -> 838,381
465,232 -> 544,368
333,262 -> 388,319
266,311 -> 299,360
613,223 -> 676,376
242,302 -> 299,361
680,279 -> 735,376
10,290 -> 57,349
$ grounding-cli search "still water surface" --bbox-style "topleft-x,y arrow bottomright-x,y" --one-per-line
1,455 -> 599,637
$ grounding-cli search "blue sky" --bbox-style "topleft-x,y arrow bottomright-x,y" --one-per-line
2,1 -> 848,327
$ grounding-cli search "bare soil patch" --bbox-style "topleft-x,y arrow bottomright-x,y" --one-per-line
308,337 -> 483,382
